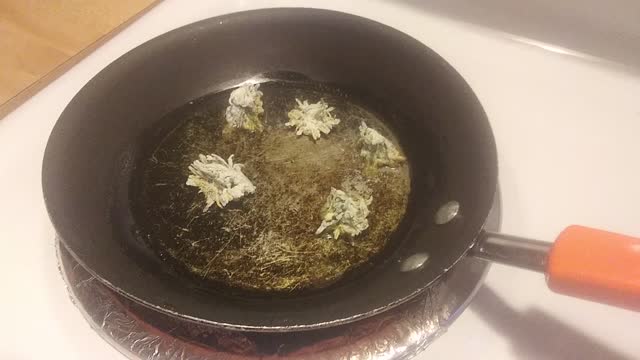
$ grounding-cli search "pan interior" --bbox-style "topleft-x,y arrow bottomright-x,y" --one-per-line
129,80 -> 411,294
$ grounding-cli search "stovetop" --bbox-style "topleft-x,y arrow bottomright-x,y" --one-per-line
2,1 -> 640,359
57,244 -> 485,359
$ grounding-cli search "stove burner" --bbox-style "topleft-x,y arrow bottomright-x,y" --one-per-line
57,195 -> 499,359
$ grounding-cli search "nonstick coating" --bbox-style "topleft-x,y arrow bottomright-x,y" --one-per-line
43,9 -> 497,331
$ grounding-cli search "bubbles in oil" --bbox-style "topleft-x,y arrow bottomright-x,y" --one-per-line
130,81 -> 411,292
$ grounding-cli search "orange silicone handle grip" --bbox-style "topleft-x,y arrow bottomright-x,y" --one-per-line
547,225 -> 640,311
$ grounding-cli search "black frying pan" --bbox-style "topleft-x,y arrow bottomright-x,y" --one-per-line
43,8 -> 640,332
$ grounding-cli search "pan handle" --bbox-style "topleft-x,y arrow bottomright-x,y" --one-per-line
471,231 -> 551,272
472,226 -> 640,311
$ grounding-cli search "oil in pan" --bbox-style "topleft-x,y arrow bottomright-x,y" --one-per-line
130,80 -> 411,293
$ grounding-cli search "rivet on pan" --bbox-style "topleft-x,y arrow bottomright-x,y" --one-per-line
400,253 -> 430,272
434,201 -> 460,225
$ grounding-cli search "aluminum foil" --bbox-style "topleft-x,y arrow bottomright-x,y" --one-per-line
57,197 -> 499,360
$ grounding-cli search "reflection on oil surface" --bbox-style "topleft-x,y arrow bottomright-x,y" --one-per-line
131,81 -> 410,292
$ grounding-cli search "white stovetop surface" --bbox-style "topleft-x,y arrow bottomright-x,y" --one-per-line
2,1 -> 640,359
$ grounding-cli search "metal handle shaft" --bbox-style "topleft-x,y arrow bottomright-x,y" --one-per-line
470,231 -> 552,273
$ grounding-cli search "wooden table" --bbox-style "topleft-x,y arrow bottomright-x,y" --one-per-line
0,0 -> 159,118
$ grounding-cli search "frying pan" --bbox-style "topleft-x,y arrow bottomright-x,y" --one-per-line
42,8 -> 640,331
